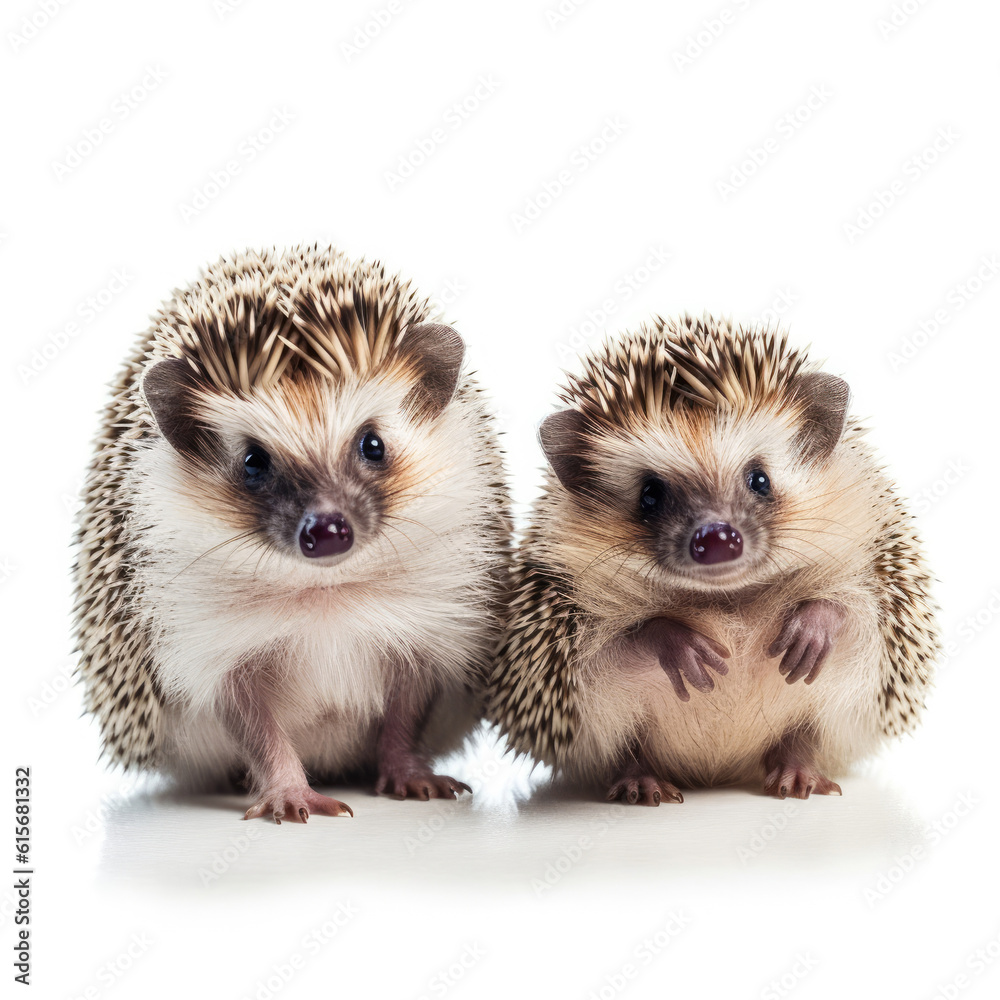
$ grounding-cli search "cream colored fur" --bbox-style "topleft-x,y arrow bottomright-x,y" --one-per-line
127,371 -> 502,788
539,404 -> 891,786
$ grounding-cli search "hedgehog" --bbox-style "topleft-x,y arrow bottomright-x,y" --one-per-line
73,245 -> 511,823
487,314 -> 939,804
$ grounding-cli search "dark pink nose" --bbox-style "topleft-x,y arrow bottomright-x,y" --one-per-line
690,522 -> 743,564
299,512 -> 353,558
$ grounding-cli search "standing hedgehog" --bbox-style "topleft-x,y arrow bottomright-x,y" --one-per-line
74,245 -> 510,823
487,314 -> 938,804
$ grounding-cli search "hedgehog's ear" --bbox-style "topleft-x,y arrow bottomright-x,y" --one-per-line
790,372 -> 850,461
539,409 -> 590,491
140,358 -> 207,455
398,323 -> 465,418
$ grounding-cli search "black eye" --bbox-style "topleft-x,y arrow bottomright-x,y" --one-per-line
747,468 -> 771,496
243,446 -> 271,482
639,477 -> 667,517
359,430 -> 385,462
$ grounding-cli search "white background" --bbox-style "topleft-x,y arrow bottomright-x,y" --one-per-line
4,1 -> 1000,997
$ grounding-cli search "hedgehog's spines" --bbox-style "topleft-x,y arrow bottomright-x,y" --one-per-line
871,488 -> 940,737
74,245 -> 498,771
489,313 -> 940,767
558,315 -> 812,433
485,545 -> 581,767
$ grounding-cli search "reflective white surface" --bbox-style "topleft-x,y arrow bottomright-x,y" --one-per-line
32,700 -> 998,999
6,0 -> 1000,995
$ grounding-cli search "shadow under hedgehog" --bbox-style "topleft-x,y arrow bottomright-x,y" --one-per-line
73,246 -> 511,823
487,314 -> 939,804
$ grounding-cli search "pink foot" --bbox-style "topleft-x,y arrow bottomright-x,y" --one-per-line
763,764 -> 842,800
767,599 -> 846,685
607,774 -> 684,807
244,786 -> 354,824
630,618 -> 730,701
375,768 -> 471,801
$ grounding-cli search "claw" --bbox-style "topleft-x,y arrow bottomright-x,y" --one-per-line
376,770 -> 473,802
244,787 -> 353,823
764,764 -> 841,800
607,774 -> 682,807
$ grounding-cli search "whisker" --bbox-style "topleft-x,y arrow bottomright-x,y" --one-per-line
166,530 -> 258,585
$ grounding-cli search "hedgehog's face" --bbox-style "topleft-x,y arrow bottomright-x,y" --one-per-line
140,323 -> 465,574
540,372 -> 849,594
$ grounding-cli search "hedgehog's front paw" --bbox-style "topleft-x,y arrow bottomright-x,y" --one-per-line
244,787 -> 354,824
767,599 -> 846,685
632,618 -> 730,702
375,766 -> 472,801
763,763 -> 842,800
607,774 -> 684,807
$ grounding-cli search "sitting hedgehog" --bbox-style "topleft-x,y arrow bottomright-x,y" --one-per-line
487,314 -> 938,803
73,246 -> 511,823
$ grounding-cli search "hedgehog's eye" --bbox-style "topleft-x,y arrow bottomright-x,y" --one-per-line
244,446 -> 271,482
639,477 -> 667,517
747,468 -> 771,497
359,429 -> 385,462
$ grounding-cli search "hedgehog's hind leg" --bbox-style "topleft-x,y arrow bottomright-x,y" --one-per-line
606,742 -> 684,807
375,680 -> 472,802
761,723 -> 842,800
218,662 -> 353,824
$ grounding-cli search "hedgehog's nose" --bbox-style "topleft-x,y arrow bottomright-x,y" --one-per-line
299,512 -> 353,558
690,522 -> 743,564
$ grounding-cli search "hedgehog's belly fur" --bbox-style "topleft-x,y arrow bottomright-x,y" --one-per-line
567,620 -> 885,788
142,580 -> 489,789
157,682 -> 477,791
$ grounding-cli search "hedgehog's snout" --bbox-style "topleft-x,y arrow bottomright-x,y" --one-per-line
299,511 -> 354,559
690,521 -> 743,565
